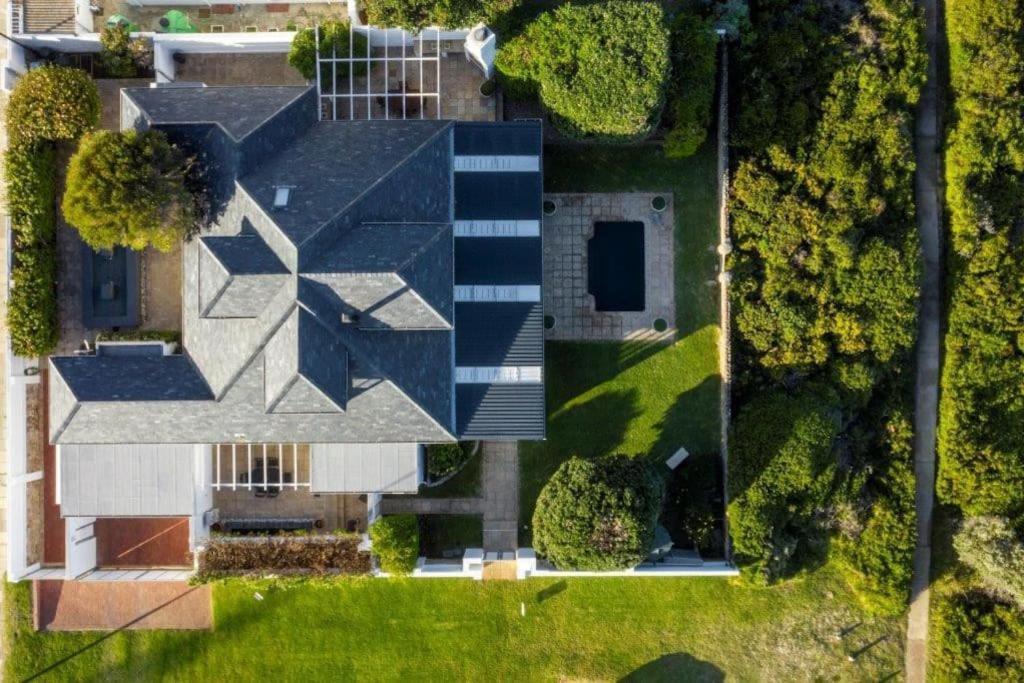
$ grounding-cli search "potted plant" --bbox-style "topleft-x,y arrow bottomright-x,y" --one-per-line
480,78 -> 496,98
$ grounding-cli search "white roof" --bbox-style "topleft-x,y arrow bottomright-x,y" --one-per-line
310,443 -> 421,493
59,444 -> 195,517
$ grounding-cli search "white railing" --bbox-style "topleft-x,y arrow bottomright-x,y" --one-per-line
211,443 -> 311,491
7,0 -> 23,34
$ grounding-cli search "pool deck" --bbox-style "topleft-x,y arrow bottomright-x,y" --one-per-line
542,193 -> 675,342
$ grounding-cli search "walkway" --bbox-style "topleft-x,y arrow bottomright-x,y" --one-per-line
906,0 -> 944,679
381,441 -> 520,552
34,581 -> 211,631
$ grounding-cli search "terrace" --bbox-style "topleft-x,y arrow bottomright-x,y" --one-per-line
97,1 -> 346,33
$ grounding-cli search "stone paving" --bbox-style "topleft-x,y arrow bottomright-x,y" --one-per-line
381,441 -> 519,552
176,53 -> 307,86
543,193 -> 676,342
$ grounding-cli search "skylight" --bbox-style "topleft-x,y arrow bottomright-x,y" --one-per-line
273,186 -> 291,208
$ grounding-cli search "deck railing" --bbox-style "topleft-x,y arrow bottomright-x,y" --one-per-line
211,443 -> 311,491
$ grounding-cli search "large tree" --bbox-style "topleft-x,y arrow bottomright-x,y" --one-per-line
7,65 -> 99,146
62,130 -> 194,252
532,456 -> 663,570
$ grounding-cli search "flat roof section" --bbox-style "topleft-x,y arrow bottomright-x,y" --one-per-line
456,383 -> 546,441
455,303 -> 543,366
454,121 -> 543,156
455,239 -> 542,285
454,173 -> 543,220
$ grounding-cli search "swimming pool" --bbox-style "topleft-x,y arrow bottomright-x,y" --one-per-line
587,221 -> 645,312
81,241 -> 140,329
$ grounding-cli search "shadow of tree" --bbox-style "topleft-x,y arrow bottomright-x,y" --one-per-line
619,652 -> 724,683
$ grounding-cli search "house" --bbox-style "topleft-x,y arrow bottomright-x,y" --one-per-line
43,84 -> 543,578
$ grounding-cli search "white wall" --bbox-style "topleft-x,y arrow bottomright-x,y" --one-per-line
191,445 -> 212,550
64,517 -> 98,579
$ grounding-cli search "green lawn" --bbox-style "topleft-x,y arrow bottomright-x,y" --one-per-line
520,142 -> 721,542
7,567 -> 905,681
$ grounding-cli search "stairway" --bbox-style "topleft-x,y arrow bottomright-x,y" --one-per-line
21,0 -> 76,34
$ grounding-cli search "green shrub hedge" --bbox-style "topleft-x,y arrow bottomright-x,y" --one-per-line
532,456 -> 664,571
7,65 -> 99,146
362,0 -> 519,30
197,534 -> 371,577
369,515 -> 419,575
5,143 -> 58,357
664,12 -> 717,158
288,21 -> 369,83
934,590 -> 1024,678
426,442 -> 472,480
496,2 -> 669,141
954,516 -> 1024,611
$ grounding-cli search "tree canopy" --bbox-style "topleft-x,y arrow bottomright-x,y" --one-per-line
7,65 -> 99,146
288,21 -> 369,83
62,130 -> 194,252
532,456 -> 663,571
362,0 -> 518,30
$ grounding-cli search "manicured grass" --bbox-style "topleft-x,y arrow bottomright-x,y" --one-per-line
7,567 -> 905,681
521,142 -> 721,542
419,515 -> 484,558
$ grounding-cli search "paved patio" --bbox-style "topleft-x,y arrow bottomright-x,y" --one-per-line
176,53 -> 307,86
542,192 -> 676,342
34,580 -> 211,631
99,1 -> 345,32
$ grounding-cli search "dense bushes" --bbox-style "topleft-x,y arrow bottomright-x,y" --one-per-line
63,130 -> 195,252
7,65 -> 99,146
664,12 -> 717,158
937,0 -> 1024,518
197,534 -> 370,577
728,0 -> 924,606
97,25 -> 149,78
496,2 -> 669,141
363,0 -> 518,30
954,516 -> 1024,611
369,515 -> 419,575
934,590 -> 1024,679
288,21 -> 369,83
532,456 -> 664,571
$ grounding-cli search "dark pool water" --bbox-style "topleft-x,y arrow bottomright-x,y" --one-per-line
588,221 -> 645,312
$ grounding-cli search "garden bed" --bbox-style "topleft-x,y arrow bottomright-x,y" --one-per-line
196,533 -> 370,578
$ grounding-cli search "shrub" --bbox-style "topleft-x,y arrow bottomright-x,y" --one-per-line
728,388 -> 839,582
954,516 -> 1024,610
664,12 -> 717,158
98,25 -> 148,78
369,515 -> 419,575
532,456 -> 664,571
427,442 -> 472,480
288,21 -> 369,83
5,143 -> 58,357
935,590 -> 1024,679
7,65 -> 99,146
363,0 -> 519,30
496,2 -> 670,140
63,130 -> 195,252
197,534 -> 370,577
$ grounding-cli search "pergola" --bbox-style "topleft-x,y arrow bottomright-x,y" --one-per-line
314,24 -> 443,121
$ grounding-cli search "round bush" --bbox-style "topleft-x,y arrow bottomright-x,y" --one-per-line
289,21 -> 368,82
935,590 -> 1024,679
7,66 -> 99,146
427,442 -> 472,480
496,2 -> 669,140
369,515 -> 420,575
532,455 -> 664,570
63,130 -> 194,252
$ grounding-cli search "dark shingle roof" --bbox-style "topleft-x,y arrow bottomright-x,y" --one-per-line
52,355 -> 213,402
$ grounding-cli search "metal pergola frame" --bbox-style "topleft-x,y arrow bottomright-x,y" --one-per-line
315,24 -> 443,121
212,443 -> 310,491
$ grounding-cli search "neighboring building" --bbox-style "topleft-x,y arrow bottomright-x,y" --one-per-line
40,84 -> 542,578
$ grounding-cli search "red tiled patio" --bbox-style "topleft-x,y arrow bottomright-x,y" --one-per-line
34,581 -> 212,631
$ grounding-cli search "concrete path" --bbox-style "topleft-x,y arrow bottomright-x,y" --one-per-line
907,0 -> 944,679
381,442 -> 520,552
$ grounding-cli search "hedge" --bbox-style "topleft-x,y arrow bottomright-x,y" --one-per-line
532,456 -> 664,571
196,534 -> 370,577
7,65 -> 99,146
664,12 -> 717,158
496,2 -> 669,141
362,0 -> 519,30
934,590 -> 1024,679
426,442 -> 472,480
5,143 -> 58,357
369,515 -> 419,575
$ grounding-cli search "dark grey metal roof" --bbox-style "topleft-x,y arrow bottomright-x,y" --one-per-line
451,120 -> 545,441
122,85 -> 310,140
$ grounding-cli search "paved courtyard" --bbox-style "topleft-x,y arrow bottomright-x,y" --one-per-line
543,193 -> 676,341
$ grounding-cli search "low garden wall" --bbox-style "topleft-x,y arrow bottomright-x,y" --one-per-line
195,534 -> 371,579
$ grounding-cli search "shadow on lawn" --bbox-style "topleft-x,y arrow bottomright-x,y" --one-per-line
620,653 -> 724,683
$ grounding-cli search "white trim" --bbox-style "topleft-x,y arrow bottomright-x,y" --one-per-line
453,220 -> 540,237
453,156 -> 540,172
455,366 -> 543,384
454,285 -> 540,303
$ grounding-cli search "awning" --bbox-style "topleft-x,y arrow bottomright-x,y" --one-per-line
310,443 -> 422,494
59,444 -> 196,517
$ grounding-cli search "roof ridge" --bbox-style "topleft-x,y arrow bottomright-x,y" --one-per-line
296,121 -> 454,253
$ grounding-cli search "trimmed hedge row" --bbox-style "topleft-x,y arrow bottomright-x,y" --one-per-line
362,0 -> 518,30
197,534 -> 371,576
369,515 -> 419,575
5,143 -> 59,357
